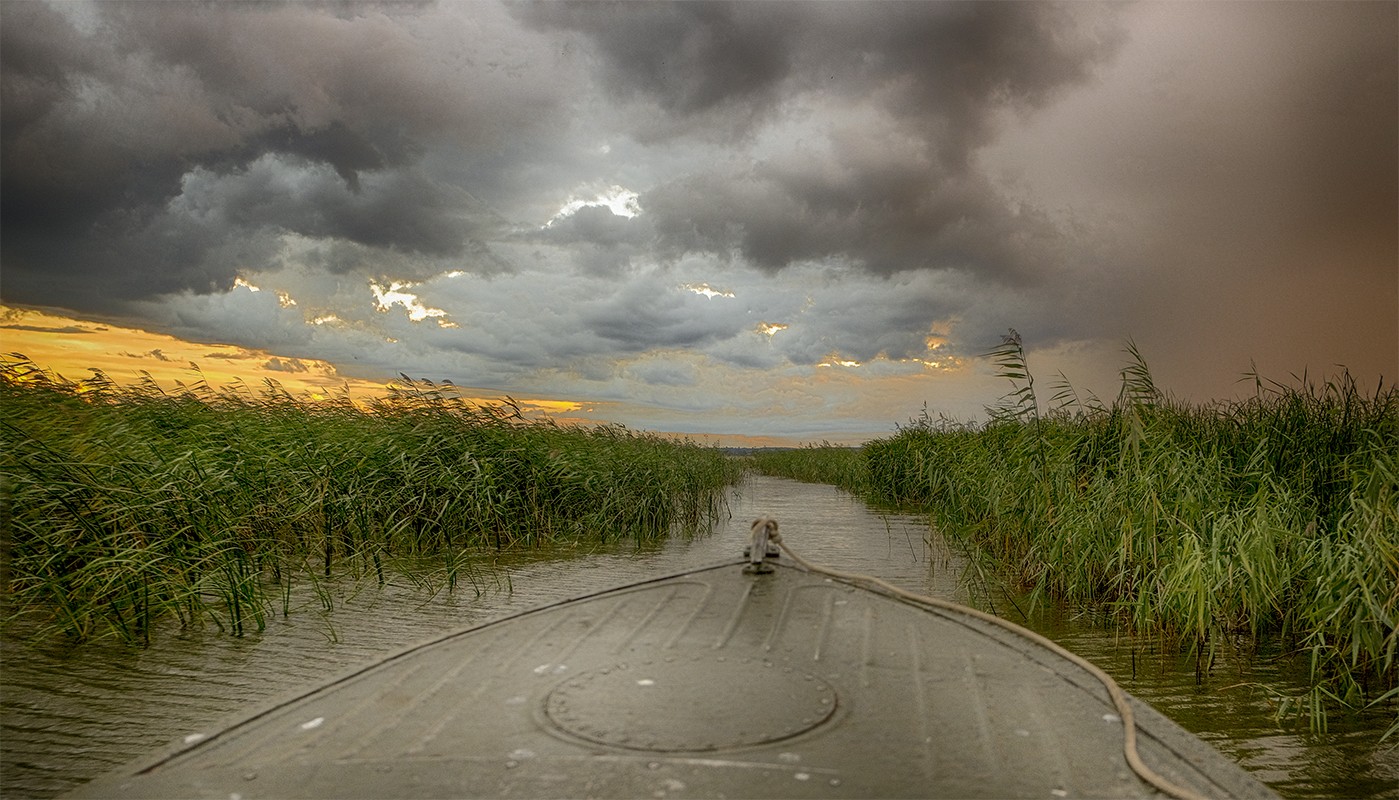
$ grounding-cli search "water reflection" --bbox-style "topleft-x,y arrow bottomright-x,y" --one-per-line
1040,620 -> 1399,799
2,475 -> 1394,798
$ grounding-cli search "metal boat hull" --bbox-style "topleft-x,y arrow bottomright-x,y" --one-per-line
71,559 -> 1276,798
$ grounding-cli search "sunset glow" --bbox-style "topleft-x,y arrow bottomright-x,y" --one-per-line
818,354 -> 862,369
2,306 -> 351,394
0,306 -> 586,423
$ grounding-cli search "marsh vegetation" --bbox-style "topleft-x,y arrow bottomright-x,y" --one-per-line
756,334 -> 1398,734
1,355 -> 740,645
4,336 -> 1392,741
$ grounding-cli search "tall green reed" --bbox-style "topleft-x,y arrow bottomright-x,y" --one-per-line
1,355 -> 741,645
782,333 -> 1396,726
749,443 -> 869,495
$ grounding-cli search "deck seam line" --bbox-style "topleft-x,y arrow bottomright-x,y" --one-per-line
613,586 -> 682,654
663,581 -> 715,650
713,582 -> 753,650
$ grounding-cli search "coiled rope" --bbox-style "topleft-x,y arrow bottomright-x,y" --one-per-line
749,517 -> 1208,800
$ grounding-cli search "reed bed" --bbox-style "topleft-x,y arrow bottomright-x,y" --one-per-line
748,444 -> 869,495
1,356 -> 741,645
759,334 -> 1397,728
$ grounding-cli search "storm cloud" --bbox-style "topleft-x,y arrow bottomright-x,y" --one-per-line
524,1 -> 1124,278
2,1 -> 1126,308
2,0 -> 568,305
1,0 -> 1394,440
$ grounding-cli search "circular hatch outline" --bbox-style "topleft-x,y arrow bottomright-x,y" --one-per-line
542,657 -> 839,752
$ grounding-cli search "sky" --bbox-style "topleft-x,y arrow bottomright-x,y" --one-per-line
2,1 -> 1395,445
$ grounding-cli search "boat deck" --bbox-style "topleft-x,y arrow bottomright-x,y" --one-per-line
71,559 -> 1275,798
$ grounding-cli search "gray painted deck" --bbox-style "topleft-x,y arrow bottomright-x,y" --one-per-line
71,559 -> 1276,799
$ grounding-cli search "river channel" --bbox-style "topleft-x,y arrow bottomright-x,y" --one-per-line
3,475 -> 1395,798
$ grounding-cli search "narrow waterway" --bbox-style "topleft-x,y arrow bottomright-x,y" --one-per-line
2,475 -> 1395,798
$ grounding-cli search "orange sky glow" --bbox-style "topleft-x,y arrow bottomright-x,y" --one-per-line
0,305 -> 805,448
3,304 -> 579,415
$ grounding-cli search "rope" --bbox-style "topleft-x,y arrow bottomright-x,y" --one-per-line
748,517 -> 1208,800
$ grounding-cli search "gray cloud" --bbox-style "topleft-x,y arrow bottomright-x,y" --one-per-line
645,133 -> 1066,280
172,156 -> 492,258
518,2 -> 1123,147
581,275 -> 749,352
760,267 -> 970,365
1,1 -> 1393,438
535,206 -> 650,250
2,1 -> 1128,314
527,1 -> 1124,280
624,359 -> 698,388
118,348 -> 174,362
263,356 -> 310,374
1,324 -> 98,335
524,206 -> 653,275
514,2 -> 794,120
1,1 -> 569,309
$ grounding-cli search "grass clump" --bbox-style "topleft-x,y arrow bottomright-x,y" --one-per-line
1,355 -> 741,645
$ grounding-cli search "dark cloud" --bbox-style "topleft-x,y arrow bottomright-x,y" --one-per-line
3,0 -> 1124,314
0,324 -> 98,335
1,1 -> 566,311
263,356 -> 309,374
801,2 -> 1125,163
537,206 -> 649,249
119,349 -> 175,362
514,1 -> 794,119
524,205 -> 652,274
519,2 -> 1122,148
581,277 -> 749,352
176,157 -> 488,257
525,1 -> 1123,278
237,122 -> 388,193
646,135 -> 1066,280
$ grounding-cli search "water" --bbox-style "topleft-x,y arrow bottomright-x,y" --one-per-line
2,475 -> 1395,798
